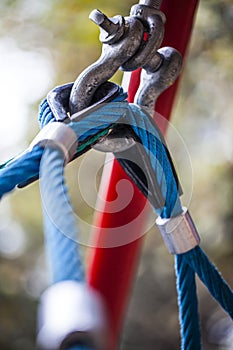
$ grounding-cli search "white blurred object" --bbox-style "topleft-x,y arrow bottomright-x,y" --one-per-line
37,281 -> 109,350
207,312 -> 233,349
0,38 -> 54,160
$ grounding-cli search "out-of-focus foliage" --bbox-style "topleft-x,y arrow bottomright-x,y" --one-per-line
0,0 -> 232,349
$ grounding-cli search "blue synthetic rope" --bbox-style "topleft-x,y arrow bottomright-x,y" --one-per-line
38,99 -> 183,350
68,102 -> 182,218
175,255 -> 201,350
0,95 -> 233,350
176,245 -> 233,350
39,148 -> 89,350
0,98 -> 181,349
127,104 -> 182,218
38,100 -> 232,350
180,246 -> 233,318
0,101 -> 182,219
38,98 -> 55,128
40,147 -> 85,283
0,146 -> 43,198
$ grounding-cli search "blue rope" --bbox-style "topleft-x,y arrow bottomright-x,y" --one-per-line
38,101 -> 200,350
180,246 -> 233,318
0,146 -> 43,198
175,255 -> 201,350
0,101 -> 182,219
176,245 -> 233,350
38,98 -> 55,128
69,102 -> 182,218
37,100 -> 183,350
40,147 -> 91,350
1,95 -> 232,350
40,147 -> 85,283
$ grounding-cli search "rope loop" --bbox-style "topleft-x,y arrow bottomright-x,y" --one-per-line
0,84 -> 232,350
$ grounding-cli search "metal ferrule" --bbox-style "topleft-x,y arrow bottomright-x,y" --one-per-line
37,281 -> 109,350
29,123 -> 78,164
156,207 -> 200,254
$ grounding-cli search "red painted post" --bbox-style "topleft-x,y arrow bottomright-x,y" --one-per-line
87,1 -> 199,348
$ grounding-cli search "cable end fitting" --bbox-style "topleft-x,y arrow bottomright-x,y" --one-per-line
29,123 -> 78,164
156,207 -> 200,254
37,281 -> 109,350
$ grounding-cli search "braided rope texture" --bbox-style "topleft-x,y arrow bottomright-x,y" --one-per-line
176,246 -> 233,350
69,102 -> 182,218
0,146 -> 43,198
40,147 -> 87,350
181,247 -> 233,318
40,147 -> 85,283
175,255 -> 201,350
0,100 -> 182,219
0,96 -> 232,350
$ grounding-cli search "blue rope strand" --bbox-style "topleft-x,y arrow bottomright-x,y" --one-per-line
0,95 -> 232,350
175,255 -> 201,350
1,101 -> 182,219
182,246 -> 233,318
38,98 -> 55,128
40,147 -> 88,350
40,147 -> 85,283
0,146 -> 43,198
69,102 -> 182,218
176,245 -> 233,350
70,102 -> 201,349
127,104 -> 182,218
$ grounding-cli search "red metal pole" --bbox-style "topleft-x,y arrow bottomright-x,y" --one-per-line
87,1 -> 199,348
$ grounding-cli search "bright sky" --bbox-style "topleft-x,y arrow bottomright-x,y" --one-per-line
0,37 -> 54,162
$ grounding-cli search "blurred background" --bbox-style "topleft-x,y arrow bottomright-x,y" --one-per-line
0,0 -> 232,349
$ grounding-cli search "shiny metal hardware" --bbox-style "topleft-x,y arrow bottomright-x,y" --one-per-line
69,1 -> 181,155
36,1 -> 183,213
69,13 -> 144,113
135,46 -> 183,116
69,1 -> 167,114
47,81 -> 121,122
94,46 -> 183,152
93,124 -> 137,153
37,281 -> 109,350
45,0 -> 181,155
29,122 -> 78,164
121,1 -> 165,71
47,82 -> 73,122
139,0 -> 163,9
156,207 -> 201,254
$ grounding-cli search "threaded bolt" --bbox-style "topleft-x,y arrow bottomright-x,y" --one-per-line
139,0 -> 162,9
89,9 -> 119,35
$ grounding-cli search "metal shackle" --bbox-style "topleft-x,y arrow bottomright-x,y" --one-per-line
69,12 -> 144,114
37,281 -> 109,350
69,1 -> 167,114
121,1 -> 165,71
135,46 -> 183,115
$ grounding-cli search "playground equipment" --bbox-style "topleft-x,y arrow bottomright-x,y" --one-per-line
0,1 -> 232,349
